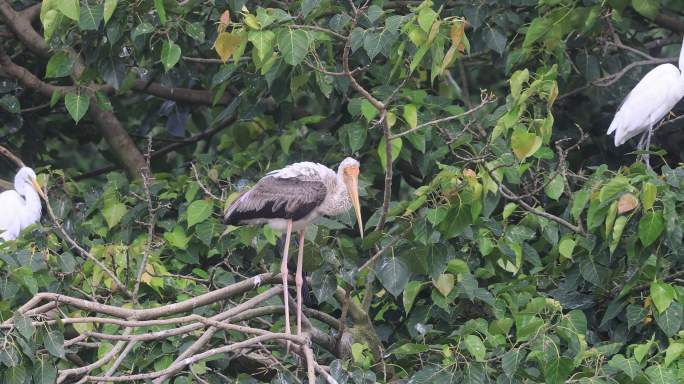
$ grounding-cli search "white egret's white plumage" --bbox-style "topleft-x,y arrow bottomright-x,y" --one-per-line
224,157 -> 363,341
608,37 -> 684,158
0,167 -> 45,241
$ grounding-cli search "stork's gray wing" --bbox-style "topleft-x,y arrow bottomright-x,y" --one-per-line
224,176 -> 327,224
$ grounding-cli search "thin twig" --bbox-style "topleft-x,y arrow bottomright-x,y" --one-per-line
390,96 -> 494,139
132,137 -> 156,299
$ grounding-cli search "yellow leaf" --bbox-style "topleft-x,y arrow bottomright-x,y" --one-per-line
141,263 -> 154,284
450,21 -> 466,52
433,273 -> 455,296
427,19 -> 441,45
618,193 -> 639,214
440,44 -> 458,73
213,32 -> 242,63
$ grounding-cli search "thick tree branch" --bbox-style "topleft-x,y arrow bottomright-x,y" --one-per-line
654,13 -> 684,33
0,0 -> 49,56
73,116 -> 237,180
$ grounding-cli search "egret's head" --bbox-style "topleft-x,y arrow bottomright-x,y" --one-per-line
338,157 -> 363,238
15,167 -> 45,199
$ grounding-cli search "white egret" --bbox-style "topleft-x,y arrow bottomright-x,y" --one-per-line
0,167 -> 45,241
224,158 -> 363,340
607,37 -> 684,165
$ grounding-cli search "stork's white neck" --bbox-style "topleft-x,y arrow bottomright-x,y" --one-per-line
319,171 -> 351,216
679,36 -> 684,73
15,180 -> 41,219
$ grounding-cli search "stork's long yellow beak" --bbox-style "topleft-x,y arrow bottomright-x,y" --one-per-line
31,178 -> 46,200
344,168 -> 364,239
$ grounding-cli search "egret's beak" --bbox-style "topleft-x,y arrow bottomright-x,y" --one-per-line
344,167 -> 364,239
31,178 -> 46,200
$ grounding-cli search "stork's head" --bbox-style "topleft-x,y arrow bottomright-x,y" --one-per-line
338,157 -> 363,239
15,167 -> 45,199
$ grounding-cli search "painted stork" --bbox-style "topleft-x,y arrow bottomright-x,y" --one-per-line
223,157 -> 363,338
607,36 -> 684,166
0,167 -> 45,241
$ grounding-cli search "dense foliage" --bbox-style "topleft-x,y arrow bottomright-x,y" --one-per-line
3,0 -> 684,383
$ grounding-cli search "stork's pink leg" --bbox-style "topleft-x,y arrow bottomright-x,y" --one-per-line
281,220 -> 293,346
296,229 -> 306,336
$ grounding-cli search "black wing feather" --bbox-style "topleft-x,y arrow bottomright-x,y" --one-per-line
224,177 -> 327,224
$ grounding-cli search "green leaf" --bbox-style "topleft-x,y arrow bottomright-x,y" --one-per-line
248,30 -> 275,62
57,0 -> 80,21
503,202 -> 517,220
64,92 -> 90,123
377,136 -> 402,171
610,215 -> 628,254
131,22 -> 154,40
403,104 -> 418,129
403,281 -> 421,313
558,237 -> 575,259
463,335 -> 486,362
363,29 -> 397,60
651,281 -> 675,313
543,357 -> 573,384
44,329 -> 65,358
417,7 -> 438,32
580,257 -> 607,287
164,226 -> 191,249
511,127 -> 542,160
599,176 -> 629,203
41,9 -> 61,40
632,0 -> 660,19
33,358 -> 57,384
655,301 -> 682,337
102,202 -> 127,229
154,0 -> 166,25
485,26 -> 507,54
0,95 -> 20,114
645,365 -> 677,384
377,255 -> 410,296
639,211 -> 665,247
510,69 -> 529,100
664,342 -> 684,367
79,3 -> 103,30
186,22 -> 205,43
187,200 -> 214,228
347,123 -> 367,152
571,189 -> 589,221
391,343 -> 429,356
544,174 -> 564,200
361,99 -> 379,121
634,342 -> 652,363
515,314 -> 544,341
607,354 -> 640,379
45,51 -> 74,78
103,0 -> 117,24
426,207 -> 447,226
4,365 -> 27,384
642,182 -> 657,210
14,313 -> 34,340
502,349 -> 524,377
523,17 -> 551,50
277,29 -> 309,66
161,40 -> 182,72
